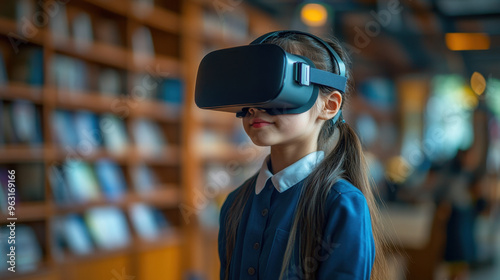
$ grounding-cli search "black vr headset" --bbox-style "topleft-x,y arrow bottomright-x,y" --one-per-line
195,30 -> 346,123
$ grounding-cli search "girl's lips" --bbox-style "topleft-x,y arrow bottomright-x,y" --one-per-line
250,118 -> 274,128
251,122 -> 273,128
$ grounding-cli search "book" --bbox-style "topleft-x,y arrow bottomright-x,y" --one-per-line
100,114 -> 129,155
0,51 -> 7,86
131,118 -> 166,157
131,0 -> 155,18
130,164 -> 157,193
157,78 -> 183,105
49,3 -> 69,43
94,159 -> 127,201
48,165 -> 72,204
73,110 -> 102,154
94,18 -> 122,46
11,47 -> 44,86
64,160 -> 101,203
0,102 -> 4,145
0,177 -> 6,215
0,225 -> 42,273
129,203 -> 170,240
84,206 -> 131,250
10,100 -> 43,145
131,26 -> 154,64
52,110 -> 79,148
0,168 -> 18,205
72,12 -> 93,52
63,214 -> 94,255
98,68 -> 122,97
2,103 -> 17,144
15,163 -> 45,202
51,55 -> 88,91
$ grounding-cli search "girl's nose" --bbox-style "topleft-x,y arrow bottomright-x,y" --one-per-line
248,107 -> 266,115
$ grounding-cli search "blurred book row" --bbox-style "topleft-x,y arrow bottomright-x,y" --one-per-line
0,100 -> 173,156
0,203 -> 172,272
0,160 -> 171,206
0,47 -> 183,104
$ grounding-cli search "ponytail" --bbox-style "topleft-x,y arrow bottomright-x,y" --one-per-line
278,120 -> 390,280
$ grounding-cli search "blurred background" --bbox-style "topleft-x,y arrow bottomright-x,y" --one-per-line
0,0 -> 499,279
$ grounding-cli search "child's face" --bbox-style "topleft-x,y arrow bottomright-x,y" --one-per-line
241,100 -> 326,149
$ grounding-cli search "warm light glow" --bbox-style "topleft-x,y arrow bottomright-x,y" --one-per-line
445,33 -> 490,51
301,3 -> 328,27
462,86 -> 479,109
385,156 -> 412,183
470,72 -> 486,95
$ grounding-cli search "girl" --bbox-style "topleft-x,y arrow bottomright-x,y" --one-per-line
218,31 -> 389,280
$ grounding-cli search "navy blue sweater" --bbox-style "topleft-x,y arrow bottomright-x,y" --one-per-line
218,176 -> 375,279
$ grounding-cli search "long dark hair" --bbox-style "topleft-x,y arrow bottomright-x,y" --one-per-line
223,33 -> 390,280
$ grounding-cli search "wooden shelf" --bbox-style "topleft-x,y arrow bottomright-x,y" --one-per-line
48,88 -> 182,122
0,83 -> 44,104
0,145 -> 48,163
50,187 -> 181,215
134,228 -> 183,251
129,3 -> 181,34
194,108 -> 238,128
55,227 -> 182,264
51,35 -> 129,69
84,0 -> 129,16
197,142 -> 268,162
0,202 -> 47,222
129,146 -> 181,166
131,99 -> 182,123
129,53 -> 182,77
52,147 -> 130,164
0,262 -> 56,279
0,17 -> 46,45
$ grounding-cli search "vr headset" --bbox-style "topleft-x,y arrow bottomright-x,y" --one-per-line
195,30 -> 346,123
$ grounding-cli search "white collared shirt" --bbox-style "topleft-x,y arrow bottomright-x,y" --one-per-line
255,151 -> 325,194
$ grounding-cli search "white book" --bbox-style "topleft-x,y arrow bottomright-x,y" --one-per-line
100,114 -> 129,155
85,206 -> 131,250
131,118 -> 166,157
72,12 -> 94,52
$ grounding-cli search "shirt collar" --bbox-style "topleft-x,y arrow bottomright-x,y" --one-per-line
255,151 -> 325,194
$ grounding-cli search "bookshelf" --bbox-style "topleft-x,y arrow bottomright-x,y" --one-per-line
0,0 -> 184,279
0,0 -> 281,279
181,0 -> 281,279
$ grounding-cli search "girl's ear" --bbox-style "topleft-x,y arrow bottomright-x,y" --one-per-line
318,91 -> 342,121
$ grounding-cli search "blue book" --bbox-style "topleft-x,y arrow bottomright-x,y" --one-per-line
131,164 -> 157,193
11,100 -> 43,145
11,48 -> 44,86
0,101 -> 4,145
63,214 -> 94,255
129,203 -> 170,240
157,78 -> 183,105
0,51 -> 7,86
48,165 -> 72,204
0,225 -> 42,272
73,111 -> 102,152
28,48 -> 44,86
52,110 -> 78,148
94,159 -> 127,201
